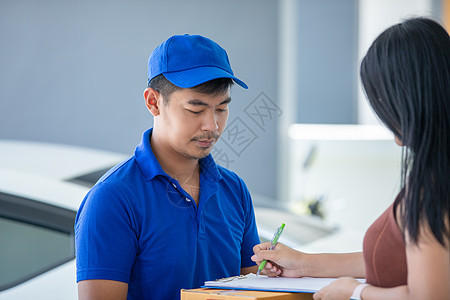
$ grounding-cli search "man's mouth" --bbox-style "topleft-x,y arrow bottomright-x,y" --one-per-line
195,139 -> 215,148
192,132 -> 220,148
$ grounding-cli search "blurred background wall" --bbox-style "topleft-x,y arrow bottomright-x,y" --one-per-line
0,0 -> 446,201
0,0 -> 279,198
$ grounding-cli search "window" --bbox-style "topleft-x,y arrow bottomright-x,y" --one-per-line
0,192 -> 75,291
66,167 -> 112,188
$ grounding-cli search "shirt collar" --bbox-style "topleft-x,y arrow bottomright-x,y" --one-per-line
135,128 -> 222,182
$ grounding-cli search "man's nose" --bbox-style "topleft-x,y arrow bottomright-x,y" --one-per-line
201,110 -> 219,131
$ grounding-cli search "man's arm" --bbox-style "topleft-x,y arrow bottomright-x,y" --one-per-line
76,184 -> 138,299
78,280 -> 128,300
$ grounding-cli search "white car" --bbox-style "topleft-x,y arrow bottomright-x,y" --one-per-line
0,169 -> 87,299
0,140 -> 126,299
0,140 -> 339,299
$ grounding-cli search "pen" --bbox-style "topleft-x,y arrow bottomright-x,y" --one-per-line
256,223 -> 285,276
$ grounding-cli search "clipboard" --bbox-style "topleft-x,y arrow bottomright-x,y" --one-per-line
203,273 -> 365,294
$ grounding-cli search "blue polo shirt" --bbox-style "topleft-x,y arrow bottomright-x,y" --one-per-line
75,128 -> 260,299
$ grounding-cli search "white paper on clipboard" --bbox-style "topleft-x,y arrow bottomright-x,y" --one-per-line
203,273 -> 365,293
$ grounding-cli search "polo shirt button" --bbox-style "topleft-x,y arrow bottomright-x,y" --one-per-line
185,197 -> 191,202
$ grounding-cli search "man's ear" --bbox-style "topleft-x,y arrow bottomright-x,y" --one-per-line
144,87 -> 161,116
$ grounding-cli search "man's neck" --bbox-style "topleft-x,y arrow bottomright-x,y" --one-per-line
150,131 -> 200,185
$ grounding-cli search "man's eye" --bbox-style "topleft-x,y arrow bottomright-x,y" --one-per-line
217,107 -> 228,112
188,109 -> 202,115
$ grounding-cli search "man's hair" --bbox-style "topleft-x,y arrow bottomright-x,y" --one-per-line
148,74 -> 234,104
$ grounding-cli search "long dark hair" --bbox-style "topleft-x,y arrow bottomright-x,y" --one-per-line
360,17 -> 450,246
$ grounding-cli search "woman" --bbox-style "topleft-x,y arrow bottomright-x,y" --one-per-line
252,17 -> 449,300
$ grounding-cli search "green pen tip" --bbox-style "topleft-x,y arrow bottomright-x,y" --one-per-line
281,223 -> 285,229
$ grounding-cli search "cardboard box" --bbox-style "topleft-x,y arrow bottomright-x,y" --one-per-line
181,288 -> 313,300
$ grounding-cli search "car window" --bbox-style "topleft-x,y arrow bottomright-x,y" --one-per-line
65,167 -> 112,188
0,192 -> 75,291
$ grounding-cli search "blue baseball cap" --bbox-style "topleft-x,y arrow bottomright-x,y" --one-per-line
147,34 -> 248,89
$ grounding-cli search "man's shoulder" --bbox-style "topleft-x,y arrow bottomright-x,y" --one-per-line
97,156 -> 137,183
216,164 -> 238,179
80,156 -> 148,213
89,156 -> 143,194
216,164 -> 247,189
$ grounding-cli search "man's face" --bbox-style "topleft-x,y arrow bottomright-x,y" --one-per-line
156,88 -> 230,160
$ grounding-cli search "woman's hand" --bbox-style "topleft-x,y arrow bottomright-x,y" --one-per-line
251,242 -> 305,277
313,277 -> 360,300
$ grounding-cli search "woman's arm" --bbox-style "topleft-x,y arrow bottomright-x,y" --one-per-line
401,223 -> 450,300
252,242 -> 365,278
302,251 -> 365,278
314,222 -> 450,300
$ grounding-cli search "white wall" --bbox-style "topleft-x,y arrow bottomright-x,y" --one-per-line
0,0 -> 279,198
287,124 -> 402,233
357,0 -> 436,124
